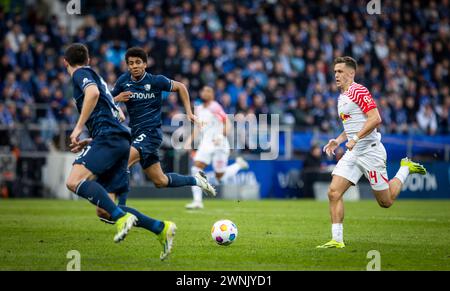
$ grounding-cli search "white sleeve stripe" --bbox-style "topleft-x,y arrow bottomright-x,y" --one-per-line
348,84 -> 366,90
348,86 -> 367,94
82,83 -> 97,92
349,89 -> 369,99
350,93 -> 369,101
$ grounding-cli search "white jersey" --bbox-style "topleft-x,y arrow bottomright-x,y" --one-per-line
194,101 -> 230,172
338,82 -> 381,153
195,101 -> 227,144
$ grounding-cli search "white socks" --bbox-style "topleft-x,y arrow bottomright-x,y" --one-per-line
394,166 -> 410,184
191,166 -> 203,203
332,223 -> 344,243
221,163 -> 242,181
190,162 -> 243,202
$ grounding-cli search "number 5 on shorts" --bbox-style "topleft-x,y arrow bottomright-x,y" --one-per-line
134,133 -> 146,144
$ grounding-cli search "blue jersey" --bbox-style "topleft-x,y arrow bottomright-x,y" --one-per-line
111,72 -> 172,136
72,66 -> 130,139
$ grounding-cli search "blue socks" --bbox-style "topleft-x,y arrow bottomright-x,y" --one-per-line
117,192 -> 128,206
119,206 -> 164,234
76,181 -> 163,235
166,173 -> 197,187
76,180 -> 125,221
115,192 -> 163,234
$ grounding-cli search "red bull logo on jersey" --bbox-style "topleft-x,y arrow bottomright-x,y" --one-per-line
340,112 -> 351,122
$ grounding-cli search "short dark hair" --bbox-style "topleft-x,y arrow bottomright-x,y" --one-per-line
125,47 -> 148,63
333,56 -> 357,71
64,43 -> 89,66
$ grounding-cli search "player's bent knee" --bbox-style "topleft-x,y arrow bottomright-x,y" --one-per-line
66,165 -> 94,193
154,180 -> 166,188
66,177 -> 81,193
378,199 -> 393,208
153,175 -> 168,188
327,187 -> 342,201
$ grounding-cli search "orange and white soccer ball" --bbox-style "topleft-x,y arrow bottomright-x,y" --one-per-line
211,219 -> 238,246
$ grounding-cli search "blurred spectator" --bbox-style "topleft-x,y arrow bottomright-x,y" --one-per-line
106,40 -> 126,69
5,24 -> 25,53
219,93 -> 235,115
290,97 -> 313,130
391,98 -> 408,134
0,0 -> 448,154
0,54 -> 14,81
436,96 -> 450,134
310,94 -> 327,132
378,97 -> 392,134
0,102 -> 14,127
300,144 -> 324,198
417,102 -> 438,135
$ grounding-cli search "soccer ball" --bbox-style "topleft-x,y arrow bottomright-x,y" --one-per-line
211,219 -> 238,246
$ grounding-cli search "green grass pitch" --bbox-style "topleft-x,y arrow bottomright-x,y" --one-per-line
0,199 -> 449,270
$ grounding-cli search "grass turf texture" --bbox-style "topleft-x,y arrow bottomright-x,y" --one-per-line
0,199 -> 449,270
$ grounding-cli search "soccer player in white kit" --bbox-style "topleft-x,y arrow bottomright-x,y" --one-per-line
317,57 -> 427,248
185,86 -> 249,209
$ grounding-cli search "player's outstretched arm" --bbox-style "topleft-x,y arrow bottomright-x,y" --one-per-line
345,108 -> 382,151
171,81 -> 197,123
70,85 -> 99,145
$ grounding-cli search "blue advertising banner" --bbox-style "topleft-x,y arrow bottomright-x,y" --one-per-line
270,160 -> 303,198
387,162 -> 450,199
234,160 -> 303,199
289,133 -> 450,160
206,159 -> 450,199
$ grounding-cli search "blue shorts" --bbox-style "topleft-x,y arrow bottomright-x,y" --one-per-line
73,134 -> 131,195
131,128 -> 162,169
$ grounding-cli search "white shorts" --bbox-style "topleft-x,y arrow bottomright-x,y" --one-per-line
332,142 -> 389,191
194,138 -> 230,173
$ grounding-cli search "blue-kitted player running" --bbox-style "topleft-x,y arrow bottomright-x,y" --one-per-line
106,47 -> 215,205
64,43 -> 176,260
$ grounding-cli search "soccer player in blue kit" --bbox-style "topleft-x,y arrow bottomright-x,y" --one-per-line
64,43 -> 176,260
108,47 -> 216,203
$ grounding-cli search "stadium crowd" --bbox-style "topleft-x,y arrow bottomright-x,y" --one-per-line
0,0 -> 449,153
